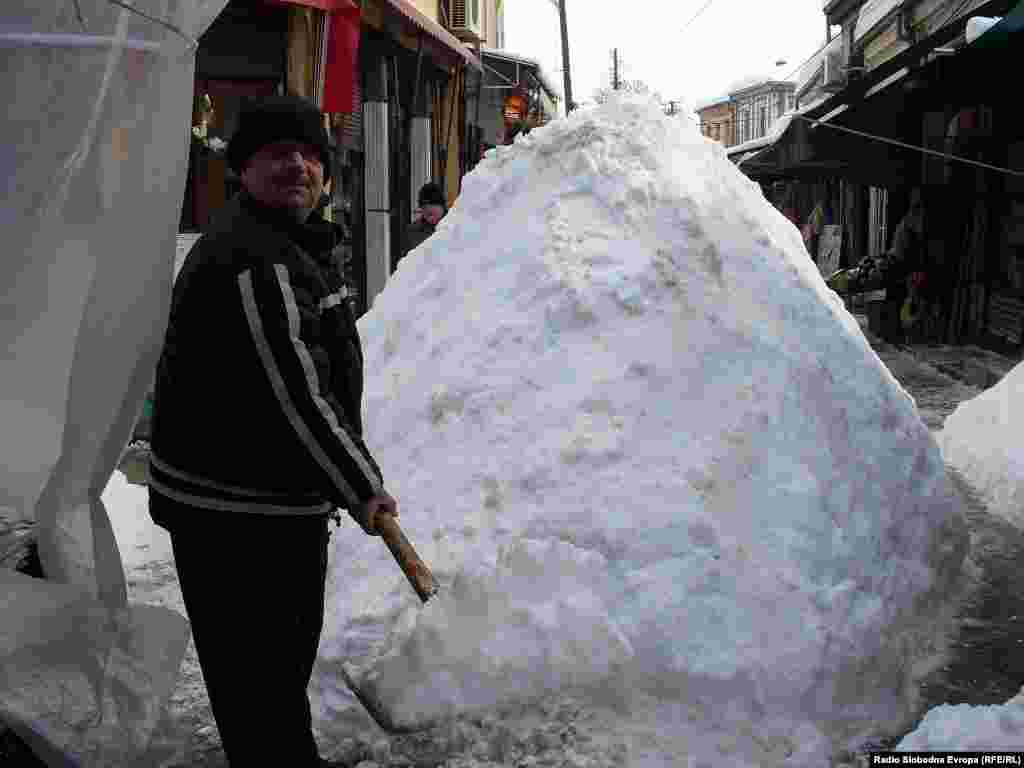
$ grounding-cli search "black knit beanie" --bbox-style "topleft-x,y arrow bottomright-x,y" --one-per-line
227,94 -> 332,182
418,182 -> 446,208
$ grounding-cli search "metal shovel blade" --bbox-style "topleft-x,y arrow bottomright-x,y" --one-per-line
341,513 -> 439,733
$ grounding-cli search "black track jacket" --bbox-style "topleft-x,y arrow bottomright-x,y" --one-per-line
148,192 -> 383,523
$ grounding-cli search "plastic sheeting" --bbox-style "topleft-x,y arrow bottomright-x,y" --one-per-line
0,1 -> 226,764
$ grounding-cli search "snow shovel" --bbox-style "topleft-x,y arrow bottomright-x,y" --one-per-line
341,513 -> 439,733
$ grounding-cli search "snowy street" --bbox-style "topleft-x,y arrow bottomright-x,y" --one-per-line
862,335 -> 1024,751
69,328 -> 1020,768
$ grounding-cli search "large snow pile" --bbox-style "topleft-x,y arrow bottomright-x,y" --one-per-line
940,362 -> 1024,529
312,97 -> 969,763
896,689 -> 1024,750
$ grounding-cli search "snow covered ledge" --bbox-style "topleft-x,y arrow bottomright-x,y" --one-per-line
313,96 -> 973,764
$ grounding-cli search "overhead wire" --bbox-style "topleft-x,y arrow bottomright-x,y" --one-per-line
791,113 -> 1024,178
781,38 -> 833,85
680,0 -> 716,35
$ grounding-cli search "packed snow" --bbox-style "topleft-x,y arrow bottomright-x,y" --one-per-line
940,362 -> 1024,530
103,471 -> 172,571
895,690 -> 1024,750
307,97 -> 971,764
895,362 -> 1024,751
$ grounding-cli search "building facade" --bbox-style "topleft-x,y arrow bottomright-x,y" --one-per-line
730,80 -> 796,146
696,98 -> 735,146
729,0 -> 1024,349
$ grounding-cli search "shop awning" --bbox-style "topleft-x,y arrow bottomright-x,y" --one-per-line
481,48 -> 561,101
970,0 -> 1024,48
264,0 -> 358,10
377,0 -> 482,72
735,147 -> 769,168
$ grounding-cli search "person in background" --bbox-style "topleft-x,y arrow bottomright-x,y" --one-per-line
400,181 -> 447,268
148,93 -> 397,768
803,191 -> 827,261
780,187 -> 800,230
885,188 -> 928,342
888,188 -> 937,342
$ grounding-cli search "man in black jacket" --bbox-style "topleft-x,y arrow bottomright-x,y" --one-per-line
148,94 -> 396,767
399,181 -> 447,270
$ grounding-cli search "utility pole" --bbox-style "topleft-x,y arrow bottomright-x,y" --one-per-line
558,0 -> 574,113
612,48 -> 621,91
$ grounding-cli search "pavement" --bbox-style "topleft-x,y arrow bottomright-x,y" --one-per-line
854,315 -> 1021,391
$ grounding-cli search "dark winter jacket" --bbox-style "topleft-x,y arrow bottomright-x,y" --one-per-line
148,192 -> 383,524
401,219 -> 437,263
886,219 -> 925,303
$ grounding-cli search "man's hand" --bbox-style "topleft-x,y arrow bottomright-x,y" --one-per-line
351,492 -> 399,536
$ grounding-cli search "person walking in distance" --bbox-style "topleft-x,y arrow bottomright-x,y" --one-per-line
147,93 -> 397,767
399,181 -> 447,269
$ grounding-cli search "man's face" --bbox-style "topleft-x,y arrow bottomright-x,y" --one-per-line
421,204 -> 444,226
241,140 -> 325,217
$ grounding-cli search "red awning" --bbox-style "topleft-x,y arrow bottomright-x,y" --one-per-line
264,0 -> 357,11
377,0 -> 482,72
323,4 -> 360,113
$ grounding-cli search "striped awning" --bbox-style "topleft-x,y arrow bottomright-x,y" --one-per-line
377,0 -> 482,71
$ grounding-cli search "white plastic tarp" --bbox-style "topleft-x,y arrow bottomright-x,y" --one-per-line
0,1 -> 226,765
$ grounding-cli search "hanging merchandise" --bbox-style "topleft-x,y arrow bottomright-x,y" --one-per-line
504,91 -> 528,122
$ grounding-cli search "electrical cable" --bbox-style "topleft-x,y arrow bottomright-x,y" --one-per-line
681,0 -> 716,35
781,38 -> 834,84
942,0 -> 977,30
792,113 -> 1024,177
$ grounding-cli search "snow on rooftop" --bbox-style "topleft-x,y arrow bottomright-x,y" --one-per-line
694,94 -> 729,111
310,93 -> 970,763
725,73 -> 776,94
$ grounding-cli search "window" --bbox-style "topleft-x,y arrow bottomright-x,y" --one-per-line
496,0 -> 505,48
759,106 -> 767,137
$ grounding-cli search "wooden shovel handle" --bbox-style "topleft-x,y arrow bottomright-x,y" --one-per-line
375,514 -> 437,603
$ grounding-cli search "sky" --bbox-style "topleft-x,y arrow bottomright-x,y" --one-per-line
504,0 -> 839,112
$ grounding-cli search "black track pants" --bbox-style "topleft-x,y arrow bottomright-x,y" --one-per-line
151,492 -> 330,768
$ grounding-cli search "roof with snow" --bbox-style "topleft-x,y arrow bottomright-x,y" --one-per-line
481,47 -> 561,101
725,94 -> 832,158
728,77 -> 796,98
694,94 -> 731,111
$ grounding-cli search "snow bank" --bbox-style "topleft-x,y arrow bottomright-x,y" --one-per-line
313,96 -> 969,762
896,689 -> 1024,750
940,362 -> 1024,529
103,470 -> 172,571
